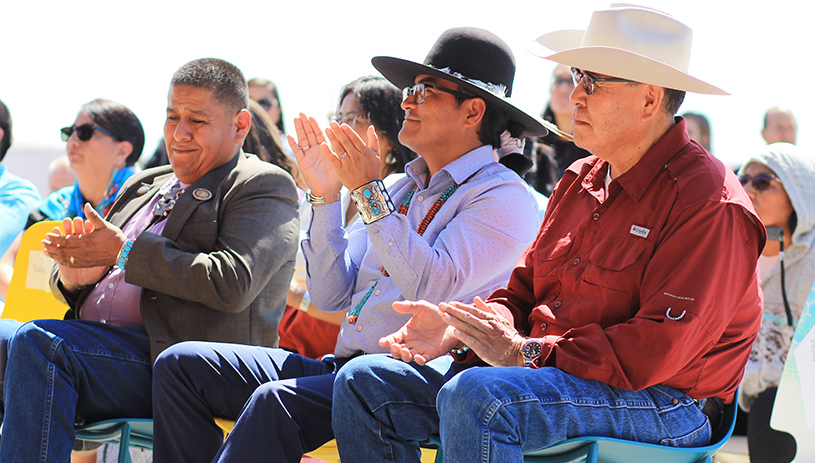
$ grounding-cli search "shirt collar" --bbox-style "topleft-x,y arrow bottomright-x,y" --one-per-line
405,145 -> 495,188
601,117 -> 690,202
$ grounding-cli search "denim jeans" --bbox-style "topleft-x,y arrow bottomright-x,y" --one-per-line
0,318 -> 22,423
152,341 -> 339,463
333,354 -> 711,463
0,319 -> 152,462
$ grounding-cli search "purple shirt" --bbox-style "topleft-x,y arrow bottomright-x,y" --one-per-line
80,176 -> 182,327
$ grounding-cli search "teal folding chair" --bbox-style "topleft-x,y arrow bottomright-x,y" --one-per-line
432,392 -> 737,463
74,418 -> 153,463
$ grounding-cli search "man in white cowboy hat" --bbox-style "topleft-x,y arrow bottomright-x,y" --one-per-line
332,6 -> 766,462
148,27 -> 546,463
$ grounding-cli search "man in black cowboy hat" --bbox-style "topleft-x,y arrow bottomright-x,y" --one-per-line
334,6 -> 765,463
149,27 -> 546,463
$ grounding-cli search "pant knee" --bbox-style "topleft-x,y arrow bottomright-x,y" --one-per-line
153,341 -> 212,390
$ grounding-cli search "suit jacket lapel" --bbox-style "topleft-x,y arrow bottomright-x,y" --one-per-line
107,171 -> 174,228
160,152 -> 242,241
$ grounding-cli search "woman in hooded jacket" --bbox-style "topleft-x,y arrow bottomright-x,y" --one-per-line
737,142 -> 815,463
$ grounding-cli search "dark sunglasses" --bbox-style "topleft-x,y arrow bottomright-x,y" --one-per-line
256,98 -> 279,111
60,123 -> 119,142
739,173 -> 782,191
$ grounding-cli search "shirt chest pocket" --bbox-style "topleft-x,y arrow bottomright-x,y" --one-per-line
581,235 -> 648,295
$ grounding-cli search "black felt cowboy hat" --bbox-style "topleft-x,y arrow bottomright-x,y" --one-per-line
372,27 -> 549,137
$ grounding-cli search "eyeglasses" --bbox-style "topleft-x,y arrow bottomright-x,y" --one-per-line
402,82 -> 475,105
60,123 -> 119,142
739,173 -> 782,192
570,67 -> 635,96
329,112 -> 370,129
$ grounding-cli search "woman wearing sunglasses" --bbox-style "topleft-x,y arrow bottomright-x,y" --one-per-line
36,99 -> 144,223
0,98 -> 143,462
737,142 -> 815,463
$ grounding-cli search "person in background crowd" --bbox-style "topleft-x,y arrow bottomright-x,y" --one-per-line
248,77 -> 286,137
522,64 -> 590,196
0,98 -> 41,259
682,111 -> 712,152
47,156 -> 77,193
762,107 -> 797,145
737,142 -> 815,463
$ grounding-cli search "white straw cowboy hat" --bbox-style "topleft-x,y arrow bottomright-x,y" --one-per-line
528,6 -> 728,95
373,27 -> 549,136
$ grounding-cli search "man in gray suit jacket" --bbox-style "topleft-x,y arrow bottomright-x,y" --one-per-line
0,58 -> 299,462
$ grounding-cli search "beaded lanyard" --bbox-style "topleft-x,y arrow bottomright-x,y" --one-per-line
346,172 -> 477,324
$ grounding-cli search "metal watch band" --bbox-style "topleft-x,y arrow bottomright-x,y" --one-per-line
350,180 -> 395,224
306,191 -> 326,204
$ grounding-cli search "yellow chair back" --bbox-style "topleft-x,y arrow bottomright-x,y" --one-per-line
2,220 -> 68,322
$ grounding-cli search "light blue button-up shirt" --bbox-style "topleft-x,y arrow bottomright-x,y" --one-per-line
303,145 -> 540,358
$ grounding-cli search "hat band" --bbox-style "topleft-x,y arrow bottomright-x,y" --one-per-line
434,66 -> 509,99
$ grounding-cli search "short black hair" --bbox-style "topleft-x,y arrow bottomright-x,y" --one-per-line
338,76 -> 416,175
0,98 -> 12,161
171,58 -> 248,113
453,92 -> 519,148
82,99 -> 145,166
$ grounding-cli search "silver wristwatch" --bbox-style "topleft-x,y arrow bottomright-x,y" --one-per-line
306,191 -> 325,204
521,338 -> 543,367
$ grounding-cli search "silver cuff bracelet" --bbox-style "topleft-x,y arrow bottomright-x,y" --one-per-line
350,180 -> 395,224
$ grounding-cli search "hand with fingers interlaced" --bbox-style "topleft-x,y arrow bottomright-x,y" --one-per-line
41,203 -> 128,290
380,296 -> 524,366
286,113 -> 342,202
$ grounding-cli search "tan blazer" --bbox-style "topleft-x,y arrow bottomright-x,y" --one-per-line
53,152 -> 300,361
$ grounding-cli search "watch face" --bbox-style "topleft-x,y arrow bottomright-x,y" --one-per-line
522,340 -> 543,359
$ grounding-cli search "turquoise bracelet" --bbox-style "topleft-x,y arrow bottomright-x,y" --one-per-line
115,239 -> 135,270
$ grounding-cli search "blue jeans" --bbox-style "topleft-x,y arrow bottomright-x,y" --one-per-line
152,341 -> 339,463
333,354 -> 712,463
0,318 -> 22,423
0,319 -> 152,462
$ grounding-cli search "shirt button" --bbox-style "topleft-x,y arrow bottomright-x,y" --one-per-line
553,301 -> 562,308
150,295 -> 157,301
540,322 -> 548,331
418,195 -> 424,201
107,283 -> 115,289
374,290 -> 381,296
592,212 -> 600,221
573,258 -> 581,265
101,319 -> 107,324
388,241 -> 393,247
356,324 -> 364,332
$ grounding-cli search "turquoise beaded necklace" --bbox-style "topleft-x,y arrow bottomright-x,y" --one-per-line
345,172 -> 477,324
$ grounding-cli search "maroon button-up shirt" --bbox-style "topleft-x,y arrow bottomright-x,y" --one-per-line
487,119 -> 765,403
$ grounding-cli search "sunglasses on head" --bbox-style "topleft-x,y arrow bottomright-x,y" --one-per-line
739,173 -> 781,191
60,123 -> 119,142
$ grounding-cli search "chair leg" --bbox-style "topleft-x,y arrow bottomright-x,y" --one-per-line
117,422 -> 132,463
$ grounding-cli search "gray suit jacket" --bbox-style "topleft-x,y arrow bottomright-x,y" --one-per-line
53,152 -> 300,361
